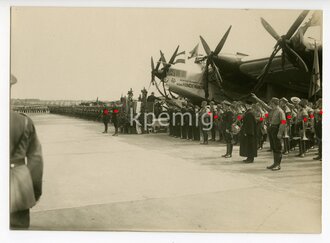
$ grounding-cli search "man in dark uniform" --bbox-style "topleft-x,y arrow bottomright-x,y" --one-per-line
101,105 -> 110,133
199,101 -> 210,145
313,99 -> 322,160
186,102 -> 194,140
146,92 -> 157,103
251,94 -> 286,171
221,100 -> 235,158
216,104 -> 224,142
168,107 -> 174,136
174,107 -> 181,138
209,101 -> 217,141
239,106 -> 258,163
111,105 -> 120,136
10,75 -> 43,229
279,97 -> 292,155
193,105 -> 201,141
180,102 -> 188,139
253,103 -> 267,150
232,103 -> 243,145
306,103 -> 315,151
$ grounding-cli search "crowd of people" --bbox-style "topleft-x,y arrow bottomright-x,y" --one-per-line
97,86 -> 322,172
165,93 -> 322,171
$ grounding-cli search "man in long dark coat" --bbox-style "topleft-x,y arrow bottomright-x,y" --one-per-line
239,107 -> 258,163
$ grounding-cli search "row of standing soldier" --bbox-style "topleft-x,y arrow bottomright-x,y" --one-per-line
97,89 -> 322,171
167,93 -> 322,171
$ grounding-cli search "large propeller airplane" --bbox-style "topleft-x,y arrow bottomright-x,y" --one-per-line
150,10 -> 322,104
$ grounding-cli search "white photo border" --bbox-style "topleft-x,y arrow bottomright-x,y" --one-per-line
1,1 -> 329,243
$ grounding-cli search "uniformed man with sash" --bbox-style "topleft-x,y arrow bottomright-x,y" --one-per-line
251,94 -> 286,171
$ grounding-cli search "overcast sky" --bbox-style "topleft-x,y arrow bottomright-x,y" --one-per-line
10,7 -> 320,101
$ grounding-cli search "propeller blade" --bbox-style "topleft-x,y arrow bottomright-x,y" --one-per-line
155,57 -> 161,71
199,35 -> 212,55
214,25 -> 232,55
260,44 -> 281,76
285,44 -> 309,72
210,60 -> 223,87
148,78 -> 153,89
203,61 -> 210,99
151,73 -> 154,83
286,10 -> 309,39
254,45 -> 281,91
151,56 -> 155,71
169,45 -> 180,64
261,17 -> 281,41
151,56 -> 155,82
160,50 -> 167,65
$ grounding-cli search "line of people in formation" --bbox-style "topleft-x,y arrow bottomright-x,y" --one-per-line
167,93 -> 322,171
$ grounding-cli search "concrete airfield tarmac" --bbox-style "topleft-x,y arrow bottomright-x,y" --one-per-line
29,113 -> 321,233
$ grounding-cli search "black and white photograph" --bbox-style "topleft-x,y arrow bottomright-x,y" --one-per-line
1,1 -> 329,242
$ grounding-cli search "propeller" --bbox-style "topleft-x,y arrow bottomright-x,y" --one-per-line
199,25 -> 232,99
160,45 -> 180,74
151,46 -> 182,98
255,10 -> 310,92
150,56 -> 162,84
151,56 -> 155,84
151,46 -> 180,82
150,46 -> 180,99
150,56 -> 167,97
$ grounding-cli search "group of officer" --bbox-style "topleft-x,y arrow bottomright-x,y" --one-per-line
98,88 -> 322,172
99,91 -> 161,135
100,105 -> 120,136
166,93 -> 322,171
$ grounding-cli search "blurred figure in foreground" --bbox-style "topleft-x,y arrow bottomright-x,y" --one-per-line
10,74 -> 44,229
